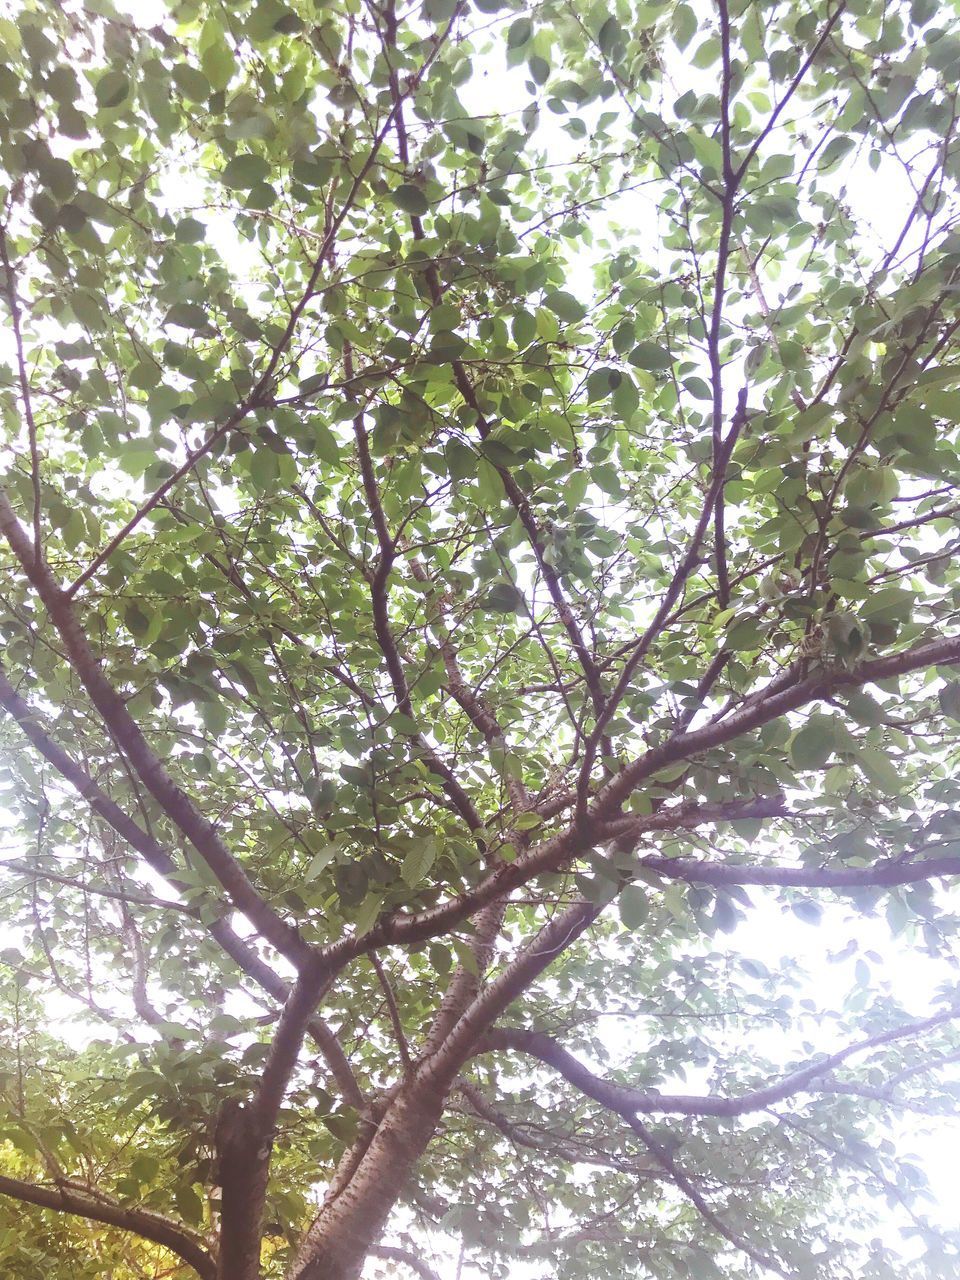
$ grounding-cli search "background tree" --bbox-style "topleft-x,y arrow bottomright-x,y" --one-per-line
1,0 -> 960,1276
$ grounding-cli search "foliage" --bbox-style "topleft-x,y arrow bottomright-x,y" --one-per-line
1,0 -> 960,1277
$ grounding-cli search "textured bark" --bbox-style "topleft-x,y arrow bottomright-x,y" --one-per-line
215,1104 -> 274,1280
289,902 -> 603,1280
0,1173 -> 215,1279
289,1079 -> 448,1280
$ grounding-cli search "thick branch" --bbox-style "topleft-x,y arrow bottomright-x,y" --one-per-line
0,493 -> 312,967
0,664 -> 361,1104
594,635 -> 960,814
217,963 -> 331,1280
0,1172 -> 216,1279
475,1005 -> 960,1117
426,899 -> 602,1083
325,796 -> 785,963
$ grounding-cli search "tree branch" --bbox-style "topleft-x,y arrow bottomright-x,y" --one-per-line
325,796 -> 786,964
594,635 -> 960,815
0,494 -> 313,967
635,849 -> 960,892
474,1005 -> 960,1118
0,225 -> 42,568
217,963 -> 331,1280
0,1172 -> 216,1279
373,16 -> 607,721
62,48 -> 449,602
351,404 -> 483,835
0,662 -> 361,1105
369,1243 -> 442,1280
623,1115 -> 788,1278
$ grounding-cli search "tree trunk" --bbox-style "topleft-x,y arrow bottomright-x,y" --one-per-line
216,1105 -> 274,1280
289,1078 -> 447,1280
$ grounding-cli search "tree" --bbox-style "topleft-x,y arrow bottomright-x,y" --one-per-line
1,0 -> 960,1275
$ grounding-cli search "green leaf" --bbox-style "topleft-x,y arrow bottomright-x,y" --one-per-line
95,70 -> 130,108
175,1184 -> 204,1227
856,747 -> 903,796
819,135 -> 856,170
324,1110 -> 358,1143
391,184 -> 429,215
673,3 -> 697,49
618,884 -> 649,930
528,55 -> 550,85
543,290 -> 586,322
791,714 -> 839,771
164,302 -> 210,331
629,342 -> 673,371
482,582 -> 526,613
172,63 -> 210,101
221,154 -> 271,189
597,17 -> 625,59
304,844 -> 338,881
586,367 -> 622,401
507,17 -> 532,48
423,0 -> 459,21
791,900 -> 823,926
201,38 -> 237,91
725,617 -> 764,651
175,217 -> 206,244
939,682 -> 960,722
401,838 -> 438,887
535,306 -> 560,341
512,309 -> 537,348
353,892 -> 382,936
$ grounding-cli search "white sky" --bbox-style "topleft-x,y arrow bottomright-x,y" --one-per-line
1,1 -> 958,1277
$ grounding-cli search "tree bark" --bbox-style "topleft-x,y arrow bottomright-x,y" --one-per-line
215,1103 -> 274,1280
0,1173 -> 216,1279
288,1077 -> 448,1280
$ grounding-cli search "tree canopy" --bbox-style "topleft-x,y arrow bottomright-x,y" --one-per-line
1,0 -> 960,1276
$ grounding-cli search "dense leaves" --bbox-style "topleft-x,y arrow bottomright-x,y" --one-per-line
1,0 -> 960,1278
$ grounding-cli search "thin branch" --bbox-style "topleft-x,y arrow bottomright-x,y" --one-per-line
733,2 -> 848,182
371,953 -> 412,1072
635,849 -> 960,892
624,1115 -> 789,1278
369,1244 -> 442,1280
373,16 -> 607,720
0,858 -> 193,914
351,402 -> 483,835
63,30 -> 453,600
594,634 -> 960,815
0,225 -> 42,568
574,388 -> 750,819
711,0 -> 738,610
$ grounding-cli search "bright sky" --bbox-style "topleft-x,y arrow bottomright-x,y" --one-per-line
1,1 -> 958,1277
